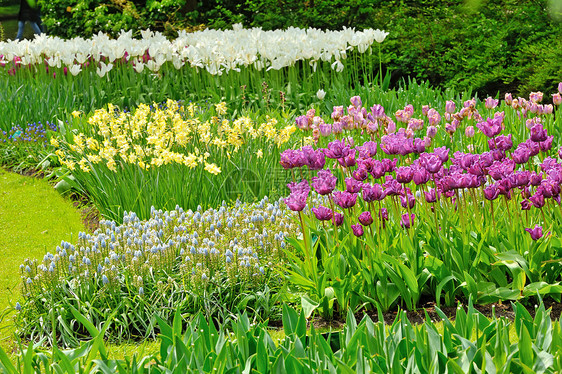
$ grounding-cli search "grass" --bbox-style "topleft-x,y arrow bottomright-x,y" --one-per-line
0,168 -> 84,353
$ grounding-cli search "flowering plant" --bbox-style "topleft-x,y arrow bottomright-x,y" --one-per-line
16,197 -> 299,344
52,99 -> 299,221
281,93 -> 562,317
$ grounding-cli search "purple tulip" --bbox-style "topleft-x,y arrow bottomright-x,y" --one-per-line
540,157 -> 559,173
465,126 -> 475,138
538,179 -> 560,198
512,146 -> 531,164
287,180 -> 310,195
485,97 -> 499,109
400,213 -> 415,229
357,158 -> 375,173
337,149 -> 357,168
370,160 -> 386,179
333,191 -> 357,209
540,136 -> 554,152
445,100 -> 456,114
332,212 -> 344,226
530,124 -> 548,143
383,176 -> 403,197
521,139 -> 541,157
413,138 -> 426,154
468,161 -> 486,177
412,167 -> 430,185
496,179 -> 512,197
530,172 -> 543,186
358,211 -> 374,226
424,188 -> 439,203
345,178 -> 363,193
479,151 -> 495,168
525,225 -> 544,240
351,224 -> 364,237
324,139 -> 351,159
350,96 -> 362,109
419,152 -> 443,174
332,121 -> 343,134
383,158 -> 398,173
357,141 -> 378,158
295,115 -> 310,130
434,147 -> 450,163
509,171 -> 531,187
456,152 -> 478,170
371,104 -> 385,119
352,168 -> 369,182
318,122 -> 332,137
312,169 -> 338,195
395,166 -> 414,184
362,183 -> 385,202
488,134 -> 513,151
312,206 -> 333,221
400,192 -> 416,209
379,208 -> 389,221
280,149 -> 305,169
529,193 -> 545,208
521,199 -> 532,211
426,125 -> 438,139
483,184 -> 500,201
331,106 -> 344,121
301,146 -> 326,170
476,117 -> 502,138
284,192 -> 308,212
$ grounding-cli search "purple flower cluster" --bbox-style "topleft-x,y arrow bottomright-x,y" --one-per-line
296,87 -> 560,148
283,92 -> 562,240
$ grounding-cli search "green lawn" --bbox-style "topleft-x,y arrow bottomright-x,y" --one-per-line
0,169 -> 84,352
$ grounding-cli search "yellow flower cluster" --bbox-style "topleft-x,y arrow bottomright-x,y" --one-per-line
54,99 -> 297,174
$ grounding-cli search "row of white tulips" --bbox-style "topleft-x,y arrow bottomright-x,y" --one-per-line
0,24 -> 388,77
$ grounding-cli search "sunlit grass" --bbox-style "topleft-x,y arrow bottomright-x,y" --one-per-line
0,169 -> 84,353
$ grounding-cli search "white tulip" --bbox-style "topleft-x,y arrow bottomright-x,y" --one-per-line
316,89 -> 326,100
373,29 -> 389,43
68,64 -> 82,76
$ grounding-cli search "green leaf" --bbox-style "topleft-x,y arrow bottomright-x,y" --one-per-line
69,304 -> 100,337
0,346 -> 17,374
301,295 -> 319,319
518,323 -> 534,369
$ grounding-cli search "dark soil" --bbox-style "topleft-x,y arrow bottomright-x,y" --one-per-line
72,200 -> 100,233
310,299 -> 562,330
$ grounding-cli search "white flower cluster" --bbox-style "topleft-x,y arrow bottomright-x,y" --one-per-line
0,26 -> 388,77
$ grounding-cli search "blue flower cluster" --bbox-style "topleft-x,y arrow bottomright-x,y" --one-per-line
19,196 -> 298,300
1,121 -> 58,145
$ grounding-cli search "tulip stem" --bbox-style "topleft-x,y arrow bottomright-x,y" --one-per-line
298,211 -> 312,275
490,200 -> 496,231
541,207 -> 547,226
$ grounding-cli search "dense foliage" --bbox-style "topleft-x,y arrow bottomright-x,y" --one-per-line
3,4 -> 562,371
4,301 -> 562,373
